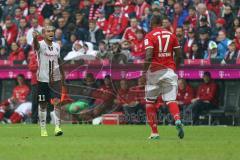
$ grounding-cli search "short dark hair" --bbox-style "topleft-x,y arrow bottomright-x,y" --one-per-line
203,71 -> 211,77
150,15 -> 162,26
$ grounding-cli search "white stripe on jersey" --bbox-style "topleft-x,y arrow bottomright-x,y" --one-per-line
36,40 -> 61,83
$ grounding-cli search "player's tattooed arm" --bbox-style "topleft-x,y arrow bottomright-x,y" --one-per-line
174,47 -> 181,69
58,58 -> 65,86
143,48 -> 153,73
32,31 -> 40,51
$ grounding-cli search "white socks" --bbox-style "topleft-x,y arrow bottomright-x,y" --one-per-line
53,107 -> 61,127
38,105 -> 47,129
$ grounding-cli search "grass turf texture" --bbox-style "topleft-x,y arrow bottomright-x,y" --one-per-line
0,125 -> 239,160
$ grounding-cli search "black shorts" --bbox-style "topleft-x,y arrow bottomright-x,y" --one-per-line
37,81 -> 61,103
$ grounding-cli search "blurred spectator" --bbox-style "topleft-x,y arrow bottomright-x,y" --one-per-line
221,40 -> 239,64
197,3 -> 217,28
106,2 -> 128,39
217,30 -> 230,59
129,76 -> 146,107
177,78 -> 194,111
234,27 -> 240,51
162,16 -> 174,32
86,20 -> 105,48
28,51 -> 38,123
8,42 -> 25,62
171,2 -> 189,31
230,17 -> 240,39
88,0 -> 103,20
207,0 -> 224,17
3,17 -> 18,46
64,40 -> 84,61
0,74 -> 30,123
96,40 -> 109,60
35,0 -> 54,19
186,6 -> 197,28
223,4 -> 234,38
121,40 -> 132,61
2,0 -> 18,21
96,9 -> 108,34
165,0 -> 175,20
176,27 -> 186,61
14,7 -> 24,26
140,7 -> 151,32
18,36 -> 31,58
115,79 -> 141,124
131,29 -> 145,60
62,9 -> 75,25
19,0 -> 29,17
190,71 -> 218,125
122,17 -> 141,42
204,40 -> 223,60
0,26 -> 7,58
190,42 -> 204,59
109,42 -> 128,64
212,18 -> 226,39
75,10 -> 89,30
54,28 -> 67,45
57,16 -> 68,35
184,27 -> 197,59
135,0 -> 150,20
198,27 -> 210,55
121,0 -> 135,17
26,17 -> 43,45
16,18 -> 29,43
26,4 -> 44,26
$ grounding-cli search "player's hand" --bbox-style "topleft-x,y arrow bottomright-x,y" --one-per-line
32,30 -> 39,39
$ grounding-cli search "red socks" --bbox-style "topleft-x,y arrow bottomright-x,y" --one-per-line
146,103 -> 158,134
167,101 -> 181,121
10,112 -> 23,123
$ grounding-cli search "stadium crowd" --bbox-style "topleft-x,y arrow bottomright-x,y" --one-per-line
0,0 -> 239,124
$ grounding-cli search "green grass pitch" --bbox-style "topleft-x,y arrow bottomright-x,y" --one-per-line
0,125 -> 239,160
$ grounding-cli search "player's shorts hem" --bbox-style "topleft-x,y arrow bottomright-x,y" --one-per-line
145,46 -> 154,49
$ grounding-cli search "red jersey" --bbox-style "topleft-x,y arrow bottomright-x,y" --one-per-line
13,84 -> 30,103
122,26 -> 141,41
197,81 -> 218,106
129,85 -> 145,105
177,85 -> 194,105
144,27 -> 180,71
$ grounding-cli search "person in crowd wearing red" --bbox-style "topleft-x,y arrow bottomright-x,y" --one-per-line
122,17 -> 141,42
190,71 -> 218,125
184,27 -> 197,59
8,42 -> 25,62
186,6 -> 197,28
131,29 -> 145,60
115,79 -> 140,124
3,17 -> 18,46
234,27 -> 240,51
28,51 -> 39,123
207,0 -> 224,18
135,0 -> 150,20
19,0 -> 29,17
16,18 -> 29,43
0,74 -> 31,123
121,0 -> 135,17
26,4 -> 44,26
106,2 -> 128,39
96,9 -> 108,34
177,78 -> 194,111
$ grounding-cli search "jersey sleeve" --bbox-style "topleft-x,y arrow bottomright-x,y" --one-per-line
144,34 -> 154,50
172,34 -> 180,49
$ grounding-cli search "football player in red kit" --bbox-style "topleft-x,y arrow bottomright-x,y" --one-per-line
143,15 -> 184,139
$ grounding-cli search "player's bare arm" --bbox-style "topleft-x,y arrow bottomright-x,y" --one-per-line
143,48 -> 153,73
33,31 -> 40,51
